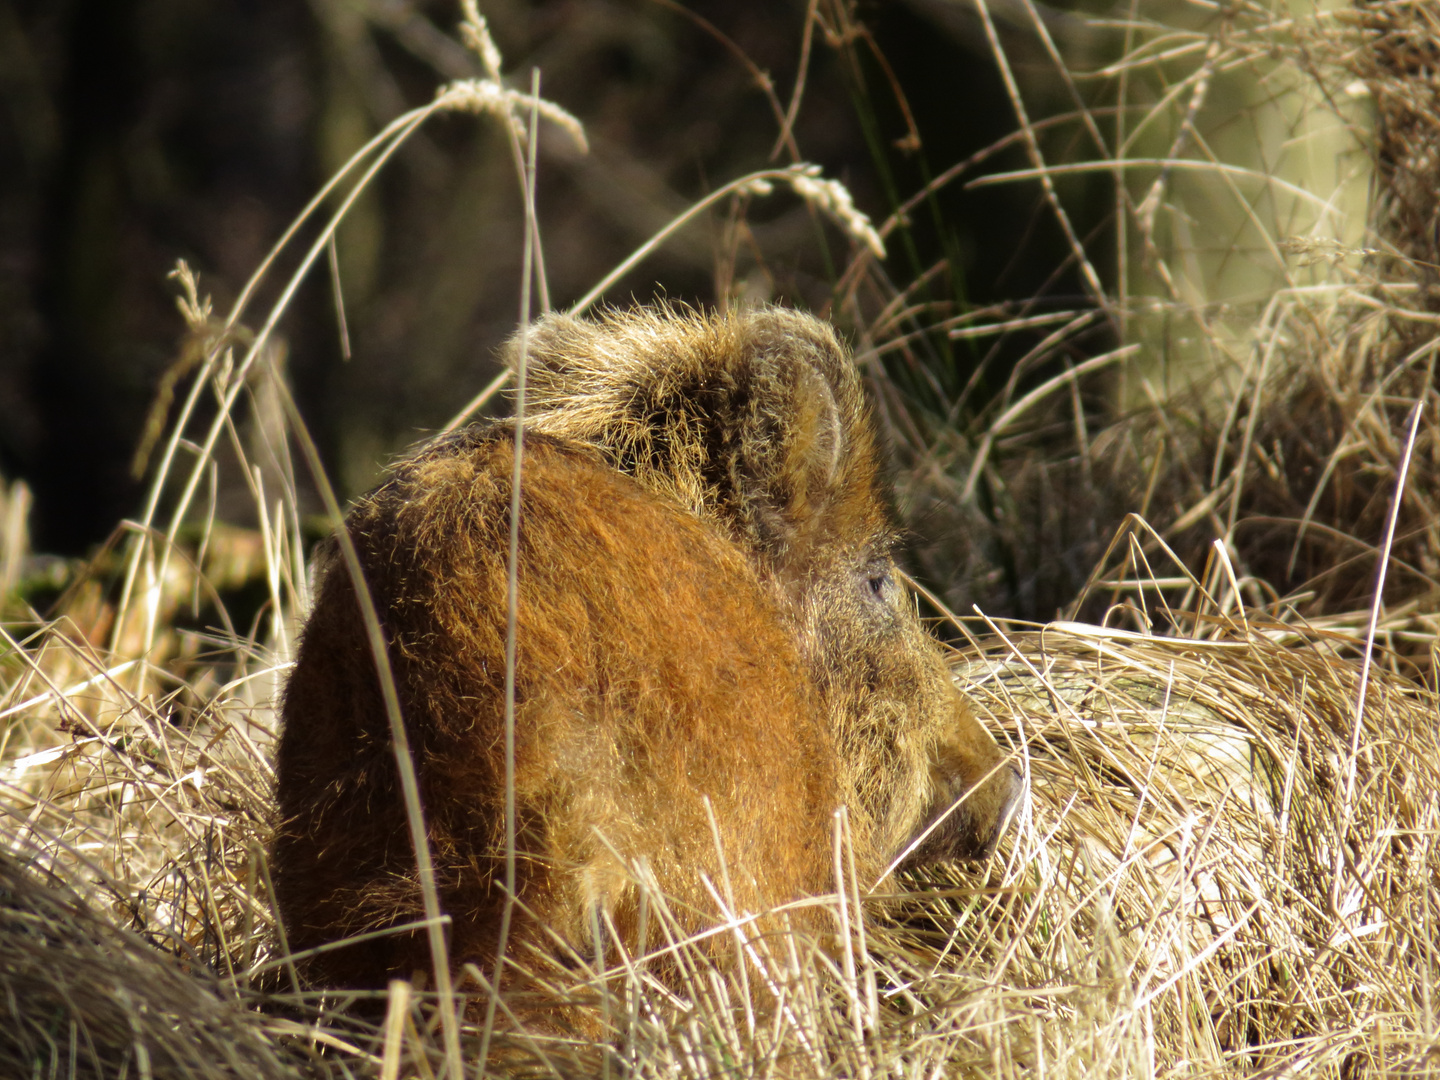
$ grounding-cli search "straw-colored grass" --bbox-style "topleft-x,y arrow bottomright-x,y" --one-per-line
3,1 -> 1440,1077
4,508 -> 1438,1079
947,619 -> 1440,1076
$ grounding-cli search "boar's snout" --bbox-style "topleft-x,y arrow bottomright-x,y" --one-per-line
907,695 -> 1023,866
810,552 -> 1023,873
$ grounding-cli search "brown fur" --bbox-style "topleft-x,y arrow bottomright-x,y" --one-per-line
272,305 -> 1021,992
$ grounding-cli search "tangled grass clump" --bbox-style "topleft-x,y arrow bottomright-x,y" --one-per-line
944,618 -> 1440,1076
0,841 -> 314,1080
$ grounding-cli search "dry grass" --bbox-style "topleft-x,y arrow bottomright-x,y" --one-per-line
4,502 -> 1438,1079
944,616 -> 1440,1076
3,1 -> 1440,1078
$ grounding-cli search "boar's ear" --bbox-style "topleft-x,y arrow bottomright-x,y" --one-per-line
513,305 -> 884,571
721,308 -> 883,569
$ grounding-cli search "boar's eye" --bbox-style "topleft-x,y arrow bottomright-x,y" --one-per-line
864,563 -> 895,605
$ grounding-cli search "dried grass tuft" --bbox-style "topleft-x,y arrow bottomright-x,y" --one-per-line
933,616 -> 1440,1077
0,839 -> 313,1080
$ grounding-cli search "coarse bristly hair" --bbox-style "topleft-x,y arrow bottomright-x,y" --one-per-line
518,304 -> 882,580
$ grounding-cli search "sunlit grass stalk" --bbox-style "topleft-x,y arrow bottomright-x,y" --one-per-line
475,67 -> 544,1077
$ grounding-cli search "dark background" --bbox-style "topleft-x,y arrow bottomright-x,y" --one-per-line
0,0 -> 1109,604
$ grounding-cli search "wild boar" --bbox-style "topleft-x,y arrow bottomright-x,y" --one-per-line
272,305 -> 1021,992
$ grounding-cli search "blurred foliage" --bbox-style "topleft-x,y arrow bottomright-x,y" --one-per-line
0,0 -> 1098,561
